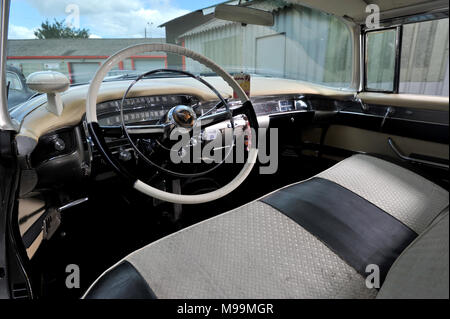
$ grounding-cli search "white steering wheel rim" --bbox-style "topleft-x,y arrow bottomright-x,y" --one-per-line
86,43 -> 258,204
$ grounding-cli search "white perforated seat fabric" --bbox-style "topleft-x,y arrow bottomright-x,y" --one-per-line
125,202 -> 376,299
378,211 -> 449,299
97,201 -> 375,299
317,154 -> 449,233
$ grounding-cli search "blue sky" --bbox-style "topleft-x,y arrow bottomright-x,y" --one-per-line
8,0 -> 224,39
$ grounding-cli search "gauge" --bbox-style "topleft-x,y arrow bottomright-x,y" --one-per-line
254,102 -> 277,115
97,95 -> 199,126
278,100 -> 295,112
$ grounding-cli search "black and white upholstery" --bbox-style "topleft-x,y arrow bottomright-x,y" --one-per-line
84,155 -> 449,299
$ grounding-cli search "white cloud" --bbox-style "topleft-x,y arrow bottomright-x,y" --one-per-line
89,34 -> 102,39
8,25 -> 36,39
25,0 -> 189,38
26,0 -> 142,16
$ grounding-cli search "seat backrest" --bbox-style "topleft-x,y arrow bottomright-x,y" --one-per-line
377,210 -> 449,299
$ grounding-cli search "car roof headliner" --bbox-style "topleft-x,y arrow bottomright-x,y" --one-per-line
160,0 -> 449,27
292,0 -> 448,23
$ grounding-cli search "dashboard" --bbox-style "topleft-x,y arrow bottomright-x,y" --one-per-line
13,76 -> 359,193
96,94 -> 309,127
24,93 -> 315,188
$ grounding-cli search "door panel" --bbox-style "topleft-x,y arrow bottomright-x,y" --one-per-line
324,125 -> 449,160
357,92 -> 448,111
335,104 -> 448,145
305,92 -> 449,187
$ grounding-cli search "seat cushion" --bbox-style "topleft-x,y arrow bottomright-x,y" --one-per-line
377,211 -> 449,299
86,201 -> 377,299
317,154 -> 448,233
83,155 -> 449,299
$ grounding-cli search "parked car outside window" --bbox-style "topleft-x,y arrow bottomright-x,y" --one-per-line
6,65 -> 35,109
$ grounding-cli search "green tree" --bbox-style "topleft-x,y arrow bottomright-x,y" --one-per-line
34,19 -> 90,39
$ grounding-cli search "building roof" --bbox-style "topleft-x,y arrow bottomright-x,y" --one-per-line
179,19 -> 234,38
7,38 -> 166,57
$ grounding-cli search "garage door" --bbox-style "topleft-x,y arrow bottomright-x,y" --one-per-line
256,34 -> 286,77
133,59 -> 165,72
70,62 -> 99,84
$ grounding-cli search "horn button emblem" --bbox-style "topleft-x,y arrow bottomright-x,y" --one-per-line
170,105 -> 197,128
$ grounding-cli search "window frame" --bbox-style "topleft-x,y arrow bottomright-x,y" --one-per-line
363,25 -> 402,94
361,11 -> 449,95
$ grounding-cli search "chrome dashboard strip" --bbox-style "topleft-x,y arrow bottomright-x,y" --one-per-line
57,197 -> 89,213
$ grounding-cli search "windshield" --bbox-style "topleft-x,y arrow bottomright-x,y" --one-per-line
6,0 -> 354,109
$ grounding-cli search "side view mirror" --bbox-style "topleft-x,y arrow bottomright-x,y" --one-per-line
214,4 -> 274,26
26,71 -> 70,116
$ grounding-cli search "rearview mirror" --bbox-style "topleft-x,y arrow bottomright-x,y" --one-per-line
214,4 -> 274,26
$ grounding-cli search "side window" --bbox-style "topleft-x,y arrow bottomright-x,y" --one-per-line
365,18 -> 449,97
400,18 -> 449,97
365,28 -> 398,92
6,71 -> 23,90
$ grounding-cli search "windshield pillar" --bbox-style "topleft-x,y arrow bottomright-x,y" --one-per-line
0,0 -> 17,131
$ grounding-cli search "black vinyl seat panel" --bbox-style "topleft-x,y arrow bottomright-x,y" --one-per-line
261,177 -> 417,282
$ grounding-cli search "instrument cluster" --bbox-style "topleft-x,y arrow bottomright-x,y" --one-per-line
96,94 -> 310,127
97,95 -> 200,126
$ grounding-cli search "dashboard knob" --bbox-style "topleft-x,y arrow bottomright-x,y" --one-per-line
53,137 -> 66,151
119,149 -> 132,162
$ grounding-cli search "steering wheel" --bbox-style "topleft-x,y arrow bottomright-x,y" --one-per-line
120,68 -> 238,178
86,43 -> 259,204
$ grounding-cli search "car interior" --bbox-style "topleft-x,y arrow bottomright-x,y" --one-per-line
0,0 -> 448,300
